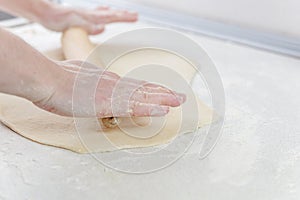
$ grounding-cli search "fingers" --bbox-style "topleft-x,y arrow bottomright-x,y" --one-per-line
81,9 -> 138,25
130,90 -> 186,107
109,84 -> 185,117
100,101 -> 170,118
97,106 -> 169,118
99,10 -> 138,23
94,71 -> 186,118
112,78 -> 186,107
69,7 -> 138,35
130,103 -> 169,117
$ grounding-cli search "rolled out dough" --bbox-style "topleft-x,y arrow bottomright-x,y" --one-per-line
0,28 -> 214,153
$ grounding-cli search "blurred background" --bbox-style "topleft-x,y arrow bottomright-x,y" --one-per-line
128,0 -> 300,38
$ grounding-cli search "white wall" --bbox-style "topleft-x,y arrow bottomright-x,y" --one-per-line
128,0 -> 300,38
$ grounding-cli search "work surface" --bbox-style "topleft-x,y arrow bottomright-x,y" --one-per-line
1,21 -> 300,200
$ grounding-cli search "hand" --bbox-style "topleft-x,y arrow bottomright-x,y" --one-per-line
40,4 -> 138,34
34,60 -> 186,118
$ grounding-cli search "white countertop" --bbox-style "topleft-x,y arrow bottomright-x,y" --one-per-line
1,21 -> 300,200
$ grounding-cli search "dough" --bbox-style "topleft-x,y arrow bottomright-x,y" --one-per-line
0,93 -> 212,153
0,28 -> 214,153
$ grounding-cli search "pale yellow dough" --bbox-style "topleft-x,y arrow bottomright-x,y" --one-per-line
0,28 -> 214,153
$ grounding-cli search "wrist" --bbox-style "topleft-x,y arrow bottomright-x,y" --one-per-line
23,60 -> 62,104
31,61 -> 76,115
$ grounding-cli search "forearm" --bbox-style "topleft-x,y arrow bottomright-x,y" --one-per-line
0,28 -> 61,102
0,0 -> 54,23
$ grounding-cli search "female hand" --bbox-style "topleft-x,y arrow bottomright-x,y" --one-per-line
34,60 -> 186,118
39,4 -> 138,35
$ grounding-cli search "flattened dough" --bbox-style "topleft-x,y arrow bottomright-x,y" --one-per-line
0,28 -> 214,153
0,93 -> 212,153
